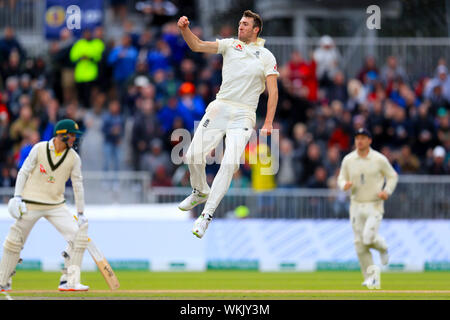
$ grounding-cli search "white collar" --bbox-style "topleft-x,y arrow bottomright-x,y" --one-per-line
239,37 -> 265,47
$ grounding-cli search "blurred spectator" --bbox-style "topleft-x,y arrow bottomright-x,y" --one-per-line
9,104 -> 38,153
327,71 -> 348,103
5,76 -> 21,116
137,0 -> 178,28
178,58 -> 197,83
380,55 -> 408,88
79,92 -> 106,171
300,143 -> 323,185
0,26 -> 25,65
142,138 -> 172,175
108,34 -> 138,88
1,50 -> 22,84
426,146 -> 449,175
70,29 -> 104,108
175,82 -> 205,132
49,28 -> 75,104
0,164 -> 16,188
313,35 -> 340,89
17,129 -> 40,168
328,109 -> 352,153
0,100 -> 12,164
346,78 -> 367,114
366,99 -> 388,150
102,100 -> 124,171
323,145 -> 341,177
40,98 -> 60,141
357,56 -> 379,84
424,65 -> 450,106
161,22 -> 189,67
276,138 -> 299,188
436,107 -> 449,149
110,0 -> 127,22
286,51 -> 317,102
306,166 -> 328,188
412,102 -> 437,159
92,26 -> 108,93
131,99 -> 163,170
147,39 -> 172,75
158,95 -> 181,134
151,165 -> 173,187
381,145 -> 401,173
397,145 -> 420,174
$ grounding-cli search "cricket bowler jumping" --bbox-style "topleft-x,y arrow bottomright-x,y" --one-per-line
337,128 -> 398,288
0,119 -> 89,292
177,10 -> 279,238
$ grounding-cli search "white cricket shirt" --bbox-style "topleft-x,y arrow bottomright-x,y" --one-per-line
337,148 -> 398,203
215,37 -> 279,110
15,138 -> 85,213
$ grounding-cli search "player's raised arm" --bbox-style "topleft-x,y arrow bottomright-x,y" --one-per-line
261,74 -> 278,135
177,16 -> 218,54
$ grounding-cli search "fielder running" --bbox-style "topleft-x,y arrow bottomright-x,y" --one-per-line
0,119 -> 89,292
177,10 -> 279,238
337,128 -> 398,288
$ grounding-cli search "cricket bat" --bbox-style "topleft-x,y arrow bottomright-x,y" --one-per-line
87,238 -> 120,290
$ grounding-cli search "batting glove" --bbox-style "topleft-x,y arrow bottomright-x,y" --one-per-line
76,212 -> 88,226
7,196 -> 27,220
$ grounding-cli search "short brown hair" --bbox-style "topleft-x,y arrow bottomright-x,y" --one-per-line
243,10 -> 262,37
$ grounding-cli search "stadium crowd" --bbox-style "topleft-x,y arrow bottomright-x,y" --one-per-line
0,18 -> 449,192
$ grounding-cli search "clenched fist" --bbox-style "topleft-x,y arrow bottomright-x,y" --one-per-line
177,16 -> 190,30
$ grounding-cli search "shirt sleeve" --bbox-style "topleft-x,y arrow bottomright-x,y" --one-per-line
216,38 -> 234,55
71,152 -> 85,213
337,156 -> 350,191
262,50 -> 280,78
380,156 -> 398,196
14,143 -> 39,197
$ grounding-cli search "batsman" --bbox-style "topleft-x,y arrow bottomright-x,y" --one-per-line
0,119 -> 89,292
338,128 -> 398,288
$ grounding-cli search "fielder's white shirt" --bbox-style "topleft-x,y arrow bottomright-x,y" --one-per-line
215,37 -> 279,109
337,148 -> 398,203
15,139 -> 85,213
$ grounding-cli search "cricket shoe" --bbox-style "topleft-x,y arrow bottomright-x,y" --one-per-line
380,249 -> 389,266
0,282 -> 11,292
192,213 -> 212,239
179,189 -> 208,211
361,277 -> 380,289
58,281 -> 89,292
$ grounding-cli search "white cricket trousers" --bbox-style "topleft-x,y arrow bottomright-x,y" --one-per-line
350,201 -> 388,280
185,99 -> 255,216
0,205 -> 79,286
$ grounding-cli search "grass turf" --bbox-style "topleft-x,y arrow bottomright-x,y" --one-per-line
2,271 -> 450,300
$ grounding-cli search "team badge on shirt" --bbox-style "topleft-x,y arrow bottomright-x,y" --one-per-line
39,164 -> 47,174
234,44 -> 243,51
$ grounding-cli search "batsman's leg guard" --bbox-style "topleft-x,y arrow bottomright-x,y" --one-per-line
66,222 -> 89,285
0,225 -> 24,287
59,247 -> 71,285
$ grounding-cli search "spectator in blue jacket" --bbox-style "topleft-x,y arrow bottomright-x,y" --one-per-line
175,82 -> 205,132
108,34 -> 139,87
102,100 -> 125,171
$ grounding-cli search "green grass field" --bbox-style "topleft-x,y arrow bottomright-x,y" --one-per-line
1,271 -> 450,300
